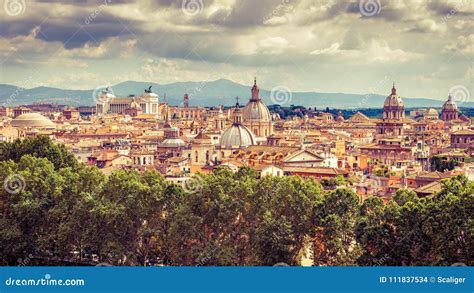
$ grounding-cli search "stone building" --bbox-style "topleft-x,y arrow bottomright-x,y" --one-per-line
450,130 -> 474,148
96,87 -> 160,117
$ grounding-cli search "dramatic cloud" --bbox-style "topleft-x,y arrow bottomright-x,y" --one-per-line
0,0 -> 472,101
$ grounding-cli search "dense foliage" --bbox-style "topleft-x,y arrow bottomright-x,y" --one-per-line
430,155 -> 460,172
0,137 -> 472,266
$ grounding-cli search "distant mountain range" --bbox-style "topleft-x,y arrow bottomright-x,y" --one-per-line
1,79 -> 472,109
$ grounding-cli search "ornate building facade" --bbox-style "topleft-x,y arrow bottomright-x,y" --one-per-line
96,87 -> 160,117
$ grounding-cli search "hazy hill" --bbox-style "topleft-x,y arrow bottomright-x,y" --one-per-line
1,79 -> 472,109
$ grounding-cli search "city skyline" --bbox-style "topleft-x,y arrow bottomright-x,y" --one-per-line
0,0 -> 472,101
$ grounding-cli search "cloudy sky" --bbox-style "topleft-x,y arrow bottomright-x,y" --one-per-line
0,0 -> 472,101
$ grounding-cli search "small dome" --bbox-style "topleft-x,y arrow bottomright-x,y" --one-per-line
161,138 -> 185,147
383,83 -> 404,108
442,95 -> 458,111
219,124 -> 256,148
425,108 -> 438,116
11,113 -> 56,129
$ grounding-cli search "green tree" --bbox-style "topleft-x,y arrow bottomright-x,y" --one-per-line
430,156 -> 459,172
247,175 -> 323,265
0,136 -> 78,170
254,211 -> 293,265
0,156 -> 64,265
356,196 -> 394,265
312,188 -> 361,265
320,175 -> 347,190
423,175 -> 473,265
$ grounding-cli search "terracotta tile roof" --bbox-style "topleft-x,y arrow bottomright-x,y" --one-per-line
194,132 -> 211,139
414,180 -> 442,196
452,129 -> 474,135
282,166 -> 348,175
168,157 -> 188,163
416,171 -> 453,180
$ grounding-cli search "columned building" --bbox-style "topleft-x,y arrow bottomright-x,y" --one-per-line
169,106 -> 204,120
242,78 -> 274,138
96,87 -> 160,117
131,150 -> 155,166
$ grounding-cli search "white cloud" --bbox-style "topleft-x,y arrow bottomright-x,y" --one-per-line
0,0 -> 471,100
256,37 -> 289,54
411,19 -> 446,33
310,43 -> 341,55
310,40 -> 420,63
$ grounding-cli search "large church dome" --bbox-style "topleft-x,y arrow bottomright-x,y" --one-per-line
11,113 -> 56,129
242,78 -> 271,121
220,100 -> 256,148
219,124 -> 256,148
